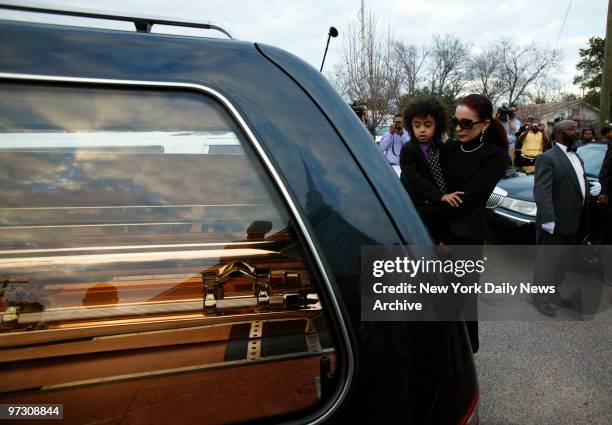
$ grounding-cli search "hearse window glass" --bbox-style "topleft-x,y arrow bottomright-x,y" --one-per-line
0,82 -> 341,424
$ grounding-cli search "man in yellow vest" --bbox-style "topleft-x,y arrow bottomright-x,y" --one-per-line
516,122 -> 549,171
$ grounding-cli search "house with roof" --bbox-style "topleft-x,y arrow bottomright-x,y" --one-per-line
515,100 -> 600,130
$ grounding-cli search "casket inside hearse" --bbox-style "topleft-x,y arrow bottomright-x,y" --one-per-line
0,4 -> 478,423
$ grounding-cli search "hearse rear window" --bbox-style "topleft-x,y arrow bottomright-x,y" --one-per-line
0,82 -> 342,424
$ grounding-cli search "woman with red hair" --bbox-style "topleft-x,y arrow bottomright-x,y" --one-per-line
441,94 -> 509,244
440,94 -> 509,353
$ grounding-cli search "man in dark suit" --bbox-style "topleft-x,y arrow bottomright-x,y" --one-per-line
532,120 -> 601,316
598,140 -> 612,285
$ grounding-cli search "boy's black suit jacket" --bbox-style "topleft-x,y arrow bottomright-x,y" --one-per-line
399,138 -> 445,206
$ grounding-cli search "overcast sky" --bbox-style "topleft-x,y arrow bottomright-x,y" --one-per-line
3,0 -> 609,94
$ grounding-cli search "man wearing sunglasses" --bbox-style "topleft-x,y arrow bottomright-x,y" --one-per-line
379,113 -> 411,170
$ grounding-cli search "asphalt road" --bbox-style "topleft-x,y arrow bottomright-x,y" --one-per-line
475,245 -> 612,424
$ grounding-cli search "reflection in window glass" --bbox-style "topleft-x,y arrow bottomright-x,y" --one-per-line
0,83 -> 340,424
577,145 -> 605,177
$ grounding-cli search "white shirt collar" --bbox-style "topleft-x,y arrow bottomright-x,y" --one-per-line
555,142 -> 585,198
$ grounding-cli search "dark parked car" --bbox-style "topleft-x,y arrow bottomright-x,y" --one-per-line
0,4 -> 478,425
486,143 -> 608,264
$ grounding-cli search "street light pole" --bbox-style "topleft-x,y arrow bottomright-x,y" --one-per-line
599,0 -> 612,127
320,26 -> 338,72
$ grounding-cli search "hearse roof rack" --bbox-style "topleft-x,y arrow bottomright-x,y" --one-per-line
0,1 -> 234,39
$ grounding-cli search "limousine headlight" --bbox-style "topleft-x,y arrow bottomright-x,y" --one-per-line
500,197 -> 537,217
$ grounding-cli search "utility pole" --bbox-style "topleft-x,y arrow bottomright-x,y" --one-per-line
600,0 -> 612,127
359,0 -> 366,79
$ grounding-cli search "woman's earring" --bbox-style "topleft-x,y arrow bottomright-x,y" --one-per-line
479,129 -> 485,142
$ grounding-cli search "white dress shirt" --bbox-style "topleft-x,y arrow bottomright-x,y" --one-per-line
556,143 -> 585,199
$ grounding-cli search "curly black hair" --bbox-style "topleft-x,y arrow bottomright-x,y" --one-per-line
402,96 -> 448,141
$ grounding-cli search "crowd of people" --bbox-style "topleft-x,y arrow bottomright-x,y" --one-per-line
370,95 -> 611,253
361,93 -> 612,348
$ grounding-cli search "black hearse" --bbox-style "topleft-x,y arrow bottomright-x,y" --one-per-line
0,3 -> 478,424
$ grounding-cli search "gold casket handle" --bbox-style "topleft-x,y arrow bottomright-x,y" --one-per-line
201,260 -> 271,316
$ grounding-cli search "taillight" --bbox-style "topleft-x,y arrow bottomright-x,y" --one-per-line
459,386 -> 480,425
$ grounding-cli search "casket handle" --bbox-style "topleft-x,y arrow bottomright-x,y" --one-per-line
201,260 -> 271,315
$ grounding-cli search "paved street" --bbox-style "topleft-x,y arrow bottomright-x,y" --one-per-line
477,320 -> 612,424
475,245 -> 612,424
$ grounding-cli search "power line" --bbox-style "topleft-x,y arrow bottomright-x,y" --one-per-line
554,0 -> 573,52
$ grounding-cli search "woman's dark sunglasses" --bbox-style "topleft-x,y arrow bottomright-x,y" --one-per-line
451,116 -> 483,130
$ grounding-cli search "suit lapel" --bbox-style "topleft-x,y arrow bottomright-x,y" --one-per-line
578,155 -> 589,204
554,146 -> 583,197
410,140 -> 432,178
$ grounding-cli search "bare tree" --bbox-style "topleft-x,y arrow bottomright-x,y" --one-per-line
498,39 -> 561,105
428,34 -> 471,100
526,75 -> 563,104
332,11 -> 402,129
467,45 -> 505,105
332,22 -> 564,122
395,41 -> 428,96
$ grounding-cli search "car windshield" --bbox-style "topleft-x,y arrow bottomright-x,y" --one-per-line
577,143 -> 607,177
